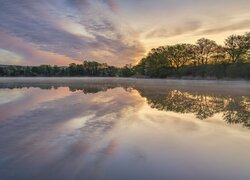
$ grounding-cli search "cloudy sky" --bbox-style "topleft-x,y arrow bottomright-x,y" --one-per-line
0,0 -> 250,66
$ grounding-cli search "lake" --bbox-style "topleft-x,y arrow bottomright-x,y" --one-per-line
0,78 -> 250,180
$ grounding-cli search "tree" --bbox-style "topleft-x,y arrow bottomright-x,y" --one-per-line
166,44 -> 195,69
244,32 -> 250,62
210,45 -> 226,63
196,38 -> 218,64
224,33 -> 249,63
119,64 -> 135,77
136,46 -> 171,77
69,63 -> 78,76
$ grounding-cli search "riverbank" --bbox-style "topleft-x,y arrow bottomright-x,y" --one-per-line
0,77 -> 249,96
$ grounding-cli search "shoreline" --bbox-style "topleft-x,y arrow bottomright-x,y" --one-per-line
0,77 -> 249,95
0,76 -> 249,82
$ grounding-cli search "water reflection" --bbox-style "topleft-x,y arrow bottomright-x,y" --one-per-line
1,79 -> 249,128
0,78 -> 250,180
137,89 -> 250,128
0,87 -> 142,179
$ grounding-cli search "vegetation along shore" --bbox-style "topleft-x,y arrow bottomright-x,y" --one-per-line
1,32 -> 249,79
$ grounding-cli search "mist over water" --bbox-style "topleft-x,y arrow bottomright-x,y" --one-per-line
0,78 -> 250,180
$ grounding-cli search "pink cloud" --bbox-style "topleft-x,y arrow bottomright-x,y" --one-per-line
0,31 -> 79,65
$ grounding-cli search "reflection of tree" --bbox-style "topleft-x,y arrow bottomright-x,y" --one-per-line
191,95 -> 224,120
223,97 -> 250,128
136,88 -> 250,128
1,83 -> 119,94
1,82 -> 249,128
68,85 -> 117,94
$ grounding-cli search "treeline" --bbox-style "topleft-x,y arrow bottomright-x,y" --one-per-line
134,32 -> 250,79
0,61 -> 134,77
0,32 -> 249,79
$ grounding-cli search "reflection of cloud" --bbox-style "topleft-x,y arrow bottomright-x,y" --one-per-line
0,87 -> 72,120
0,81 -> 250,179
0,89 -> 23,105
87,140 -> 118,180
0,87 -> 143,179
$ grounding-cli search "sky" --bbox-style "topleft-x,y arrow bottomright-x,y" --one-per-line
0,0 -> 250,66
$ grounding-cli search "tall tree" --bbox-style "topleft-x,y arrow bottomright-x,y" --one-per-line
141,46 -> 171,77
167,44 -> 195,69
196,38 -> 218,64
224,33 -> 249,63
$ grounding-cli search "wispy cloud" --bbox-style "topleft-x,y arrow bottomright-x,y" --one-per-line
0,0 -> 249,65
0,31 -> 77,65
197,19 -> 250,35
145,21 -> 202,39
104,0 -> 119,12
0,0 -> 145,66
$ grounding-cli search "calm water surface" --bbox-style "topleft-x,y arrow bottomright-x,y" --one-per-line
0,78 -> 250,180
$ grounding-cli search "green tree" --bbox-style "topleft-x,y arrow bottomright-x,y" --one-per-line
224,33 -> 249,63
166,44 -> 195,69
196,38 -> 218,64
119,64 -> 135,77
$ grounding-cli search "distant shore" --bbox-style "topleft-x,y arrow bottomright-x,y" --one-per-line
0,77 -> 249,97
0,76 -> 249,81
